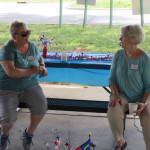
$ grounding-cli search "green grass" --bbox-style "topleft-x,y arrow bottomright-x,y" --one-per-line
0,0 -> 132,8
72,0 -> 132,8
1,24 -> 150,54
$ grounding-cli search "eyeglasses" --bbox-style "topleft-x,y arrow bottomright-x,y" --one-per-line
15,30 -> 31,37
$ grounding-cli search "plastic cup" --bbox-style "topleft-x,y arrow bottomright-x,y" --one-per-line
129,103 -> 138,115
61,53 -> 68,61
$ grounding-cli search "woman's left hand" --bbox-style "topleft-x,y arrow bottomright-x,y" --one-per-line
39,66 -> 47,78
134,102 -> 147,116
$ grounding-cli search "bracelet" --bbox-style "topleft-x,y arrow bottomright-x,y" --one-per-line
40,64 -> 45,67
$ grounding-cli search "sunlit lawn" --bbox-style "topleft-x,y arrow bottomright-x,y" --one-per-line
0,24 -> 150,53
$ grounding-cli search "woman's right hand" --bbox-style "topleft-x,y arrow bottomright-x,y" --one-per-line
134,102 -> 147,116
38,66 -> 47,78
109,94 -> 122,107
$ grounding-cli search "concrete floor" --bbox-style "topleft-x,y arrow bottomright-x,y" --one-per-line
39,83 -> 110,101
3,83 -> 145,150
8,109 -> 145,150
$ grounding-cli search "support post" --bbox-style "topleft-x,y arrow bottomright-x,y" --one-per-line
109,0 -> 113,28
83,0 -> 88,29
59,0 -> 63,28
140,0 -> 144,27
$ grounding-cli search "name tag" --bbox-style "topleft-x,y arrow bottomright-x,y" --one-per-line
27,56 -> 34,60
130,64 -> 138,70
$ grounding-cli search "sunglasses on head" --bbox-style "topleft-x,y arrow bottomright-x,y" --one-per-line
15,30 -> 31,37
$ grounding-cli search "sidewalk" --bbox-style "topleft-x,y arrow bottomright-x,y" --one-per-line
0,2 -> 150,25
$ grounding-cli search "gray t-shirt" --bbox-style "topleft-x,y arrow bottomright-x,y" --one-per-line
0,40 -> 41,91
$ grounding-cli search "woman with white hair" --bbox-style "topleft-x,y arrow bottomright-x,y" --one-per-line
107,24 -> 150,150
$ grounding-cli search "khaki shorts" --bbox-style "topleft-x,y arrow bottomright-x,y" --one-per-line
0,84 -> 47,126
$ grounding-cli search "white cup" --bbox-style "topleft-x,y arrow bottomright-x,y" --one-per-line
129,103 -> 138,115
61,53 -> 68,61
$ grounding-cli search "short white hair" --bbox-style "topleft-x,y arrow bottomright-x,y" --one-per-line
121,24 -> 145,45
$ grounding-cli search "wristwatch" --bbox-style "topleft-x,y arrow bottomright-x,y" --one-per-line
144,102 -> 148,106
40,64 -> 45,67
